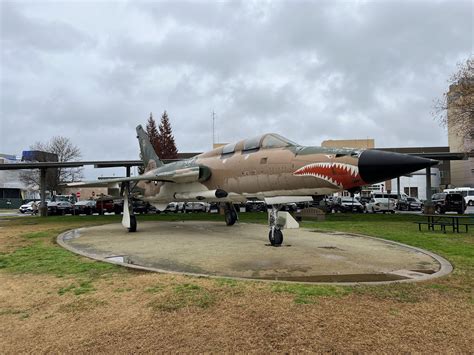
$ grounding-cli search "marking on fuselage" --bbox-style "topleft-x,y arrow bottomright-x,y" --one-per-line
293,162 -> 361,189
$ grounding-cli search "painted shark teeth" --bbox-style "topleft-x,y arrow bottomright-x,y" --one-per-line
294,162 -> 359,177
293,162 -> 360,188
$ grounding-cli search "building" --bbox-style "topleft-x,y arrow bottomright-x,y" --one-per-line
0,154 -> 38,208
447,82 -> 474,187
388,168 -> 441,200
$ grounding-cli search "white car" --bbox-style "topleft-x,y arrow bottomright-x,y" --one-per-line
164,202 -> 185,213
366,197 -> 396,213
184,202 -> 208,212
19,201 -> 37,214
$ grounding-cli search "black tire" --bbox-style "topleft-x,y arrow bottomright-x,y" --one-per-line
128,215 -> 137,232
225,209 -> 237,226
469,201 -> 473,206
435,205 -> 442,214
268,229 -> 283,246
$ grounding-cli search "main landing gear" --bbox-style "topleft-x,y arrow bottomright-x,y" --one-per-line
122,182 -> 137,232
222,203 -> 290,247
223,202 -> 238,226
268,204 -> 284,246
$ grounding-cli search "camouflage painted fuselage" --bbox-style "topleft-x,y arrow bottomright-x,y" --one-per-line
138,134 -> 365,205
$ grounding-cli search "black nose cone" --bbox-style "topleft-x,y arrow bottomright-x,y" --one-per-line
358,150 -> 438,184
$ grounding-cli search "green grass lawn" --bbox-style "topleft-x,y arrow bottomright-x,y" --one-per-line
1,212 -> 472,304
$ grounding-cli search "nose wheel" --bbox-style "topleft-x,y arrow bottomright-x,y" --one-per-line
268,205 -> 284,246
269,228 -> 283,246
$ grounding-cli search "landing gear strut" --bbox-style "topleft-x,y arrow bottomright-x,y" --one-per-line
122,182 -> 137,232
223,202 -> 238,226
268,204 -> 283,246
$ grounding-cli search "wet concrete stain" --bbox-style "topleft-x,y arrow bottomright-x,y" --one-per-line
57,221 -> 452,284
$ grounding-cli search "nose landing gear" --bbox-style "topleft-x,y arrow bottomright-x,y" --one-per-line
268,204 -> 284,246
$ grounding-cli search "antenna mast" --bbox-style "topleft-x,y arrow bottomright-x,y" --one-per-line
212,110 -> 216,146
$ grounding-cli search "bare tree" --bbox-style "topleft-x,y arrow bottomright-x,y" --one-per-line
20,136 -> 83,193
434,57 -> 474,151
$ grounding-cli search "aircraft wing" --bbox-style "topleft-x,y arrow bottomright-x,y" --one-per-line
68,166 -> 206,187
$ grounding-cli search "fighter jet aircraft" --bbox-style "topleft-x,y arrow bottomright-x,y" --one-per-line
70,125 -> 437,246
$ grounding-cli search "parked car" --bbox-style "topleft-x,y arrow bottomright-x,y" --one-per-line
47,201 -> 74,215
95,197 -> 116,215
431,192 -> 465,214
19,201 -> 37,214
397,197 -> 423,211
245,200 -> 267,212
366,197 -> 396,213
74,200 -> 97,215
132,199 -> 155,214
164,202 -> 185,213
334,197 -> 365,213
356,196 -> 372,206
184,202 -> 208,212
112,198 -> 156,214
281,203 -> 298,212
444,188 -> 474,206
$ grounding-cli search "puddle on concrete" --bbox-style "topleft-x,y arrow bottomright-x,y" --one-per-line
318,246 -> 344,250
255,273 -> 409,283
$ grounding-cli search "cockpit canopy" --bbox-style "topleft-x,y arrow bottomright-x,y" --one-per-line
221,133 -> 298,155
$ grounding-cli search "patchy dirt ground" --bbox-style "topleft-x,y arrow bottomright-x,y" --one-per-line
0,220 -> 473,353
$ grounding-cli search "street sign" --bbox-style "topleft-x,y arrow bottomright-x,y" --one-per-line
76,191 -> 81,198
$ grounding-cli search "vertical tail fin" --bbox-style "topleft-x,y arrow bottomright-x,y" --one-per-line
136,125 -> 163,170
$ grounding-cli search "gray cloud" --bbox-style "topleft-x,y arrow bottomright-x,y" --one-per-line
1,0 -> 472,180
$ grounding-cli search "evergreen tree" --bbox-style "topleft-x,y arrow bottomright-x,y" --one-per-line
146,112 -> 161,157
158,110 -> 178,159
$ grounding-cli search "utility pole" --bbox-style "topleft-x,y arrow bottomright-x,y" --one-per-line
212,110 -> 216,147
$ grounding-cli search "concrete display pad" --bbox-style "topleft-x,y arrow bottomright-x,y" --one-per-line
58,221 -> 452,284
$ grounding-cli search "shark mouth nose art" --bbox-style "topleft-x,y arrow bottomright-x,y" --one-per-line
293,162 -> 362,188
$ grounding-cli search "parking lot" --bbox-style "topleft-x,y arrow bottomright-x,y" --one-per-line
2,204 -> 472,218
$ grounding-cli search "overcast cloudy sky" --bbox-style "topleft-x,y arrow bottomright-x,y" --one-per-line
1,0 -> 472,177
